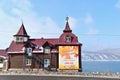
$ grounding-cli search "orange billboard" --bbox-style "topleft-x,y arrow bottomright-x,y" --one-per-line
59,46 -> 79,70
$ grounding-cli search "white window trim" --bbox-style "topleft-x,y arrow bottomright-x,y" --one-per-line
66,35 -> 71,42
44,47 -> 50,54
44,59 -> 50,68
26,59 -> 32,66
26,48 -> 32,56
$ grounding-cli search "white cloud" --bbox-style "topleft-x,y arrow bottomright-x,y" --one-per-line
115,0 -> 120,8
84,14 -> 94,25
24,16 -> 61,38
0,0 -> 61,48
83,13 -> 99,36
11,0 -> 32,16
68,17 -> 78,29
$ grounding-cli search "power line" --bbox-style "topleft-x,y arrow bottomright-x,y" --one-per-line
78,34 -> 120,37
1,31 -> 120,37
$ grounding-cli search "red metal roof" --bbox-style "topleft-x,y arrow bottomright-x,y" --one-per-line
7,41 -> 25,52
14,23 -> 29,37
59,21 -> 82,45
7,19 -> 82,54
63,22 -> 72,32
0,49 -> 7,59
7,38 -> 59,53
30,38 -> 59,46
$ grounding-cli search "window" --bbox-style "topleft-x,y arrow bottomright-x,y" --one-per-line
44,59 -> 50,68
44,47 -> 50,54
26,48 -> 32,56
20,37 -> 23,40
0,58 -> 3,63
66,35 -> 71,42
24,37 -> 28,42
45,48 -> 50,54
26,59 -> 32,66
16,37 -> 24,42
16,37 -> 19,41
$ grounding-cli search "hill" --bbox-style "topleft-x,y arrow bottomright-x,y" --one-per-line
82,48 -> 120,61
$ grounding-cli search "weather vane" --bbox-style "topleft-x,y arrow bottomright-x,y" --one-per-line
66,16 -> 69,22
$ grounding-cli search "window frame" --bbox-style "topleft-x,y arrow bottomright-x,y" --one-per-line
66,35 -> 71,42
26,59 -> 32,66
0,58 -> 3,63
44,59 -> 50,68
44,46 -> 50,54
26,47 -> 32,56
16,37 -> 24,42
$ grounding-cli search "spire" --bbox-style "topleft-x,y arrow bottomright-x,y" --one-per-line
14,23 -> 29,37
63,17 -> 72,33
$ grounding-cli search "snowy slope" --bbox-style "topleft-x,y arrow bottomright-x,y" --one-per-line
82,48 -> 120,61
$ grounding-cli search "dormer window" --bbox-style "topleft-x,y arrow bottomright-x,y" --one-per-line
66,35 -> 71,42
44,46 -> 50,54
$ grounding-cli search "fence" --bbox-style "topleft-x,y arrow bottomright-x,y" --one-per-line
0,70 -> 120,79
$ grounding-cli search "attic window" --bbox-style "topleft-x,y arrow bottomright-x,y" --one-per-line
44,46 -> 50,54
66,35 -> 71,42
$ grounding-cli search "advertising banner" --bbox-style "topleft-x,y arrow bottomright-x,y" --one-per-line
59,46 -> 79,70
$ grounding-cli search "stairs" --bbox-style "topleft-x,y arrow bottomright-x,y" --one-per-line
26,56 -> 57,71
26,56 -> 44,68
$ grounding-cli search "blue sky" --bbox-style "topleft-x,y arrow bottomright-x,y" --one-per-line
0,0 -> 120,51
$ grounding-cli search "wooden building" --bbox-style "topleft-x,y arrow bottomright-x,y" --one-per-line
7,18 -> 82,72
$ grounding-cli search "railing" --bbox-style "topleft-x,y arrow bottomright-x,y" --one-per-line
31,56 -> 56,71
32,56 -> 43,65
26,55 -> 44,68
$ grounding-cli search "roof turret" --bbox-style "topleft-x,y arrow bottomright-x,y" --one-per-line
14,23 -> 29,37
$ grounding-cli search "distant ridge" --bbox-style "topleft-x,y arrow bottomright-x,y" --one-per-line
82,48 -> 120,61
